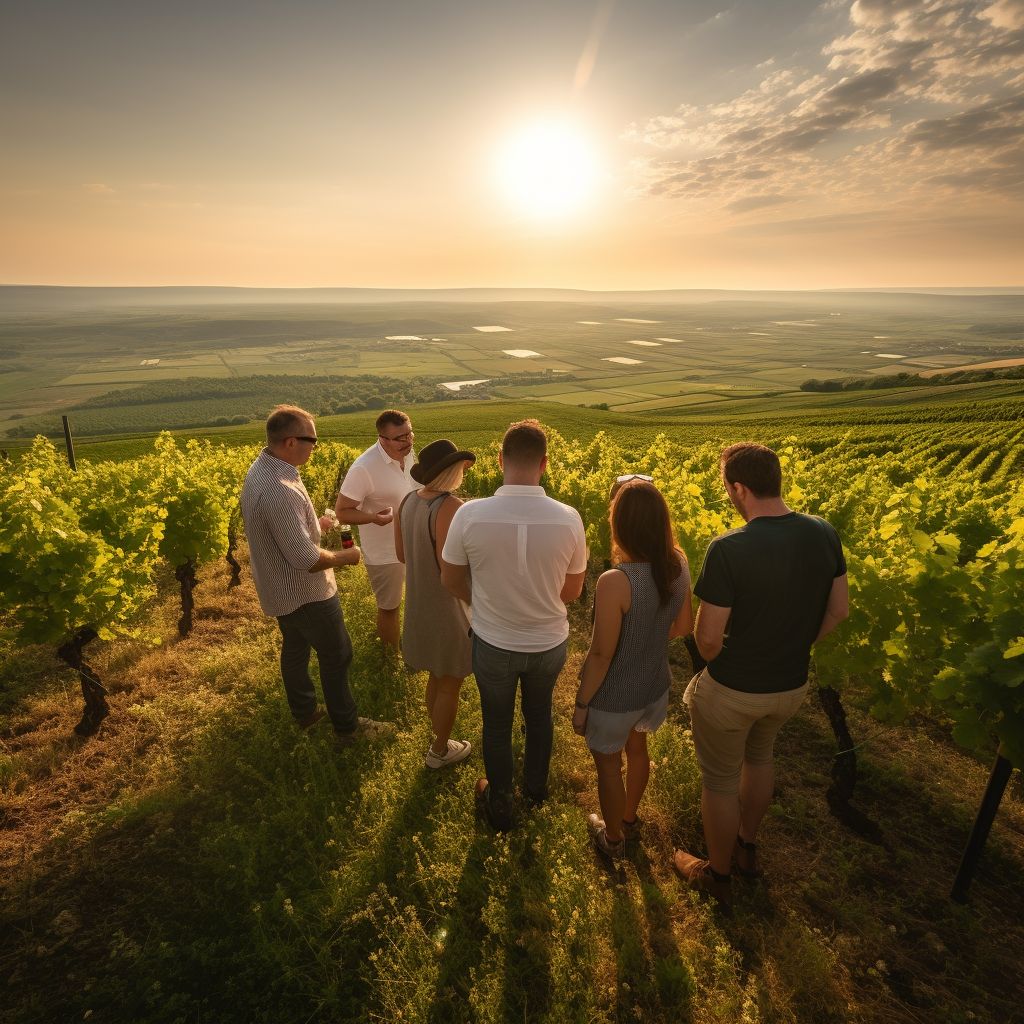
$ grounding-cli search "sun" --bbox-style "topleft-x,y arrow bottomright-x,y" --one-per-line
495,119 -> 602,220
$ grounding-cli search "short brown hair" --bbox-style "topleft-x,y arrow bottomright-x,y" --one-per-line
266,404 -> 313,444
721,442 -> 782,498
376,409 -> 409,432
501,419 -> 547,465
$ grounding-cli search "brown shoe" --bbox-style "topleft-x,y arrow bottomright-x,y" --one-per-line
733,835 -> 763,880
334,716 -> 397,747
298,707 -> 327,730
672,849 -> 732,909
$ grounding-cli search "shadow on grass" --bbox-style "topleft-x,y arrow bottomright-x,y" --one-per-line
613,847 -> 696,1021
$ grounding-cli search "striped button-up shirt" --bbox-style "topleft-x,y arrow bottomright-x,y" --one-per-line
241,449 -> 337,618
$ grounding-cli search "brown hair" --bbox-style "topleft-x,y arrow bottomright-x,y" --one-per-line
501,419 -> 547,465
721,442 -> 782,498
610,480 -> 683,605
266,404 -> 313,444
376,409 -> 409,432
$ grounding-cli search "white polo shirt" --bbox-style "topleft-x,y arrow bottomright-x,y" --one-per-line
338,440 -> 416,565
441,484 -> 588,653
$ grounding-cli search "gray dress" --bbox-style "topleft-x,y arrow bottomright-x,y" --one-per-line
399,491 -> 472,678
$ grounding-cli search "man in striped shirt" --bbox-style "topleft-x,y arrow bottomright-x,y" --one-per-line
241,405 -> 391,741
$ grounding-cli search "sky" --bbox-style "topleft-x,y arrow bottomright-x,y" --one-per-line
1,0 -> 1022,289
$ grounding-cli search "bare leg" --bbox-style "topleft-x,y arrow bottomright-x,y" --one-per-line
739,759 -> 775,843
593,749 -> 626,842
425,674 -> 438,717
429,674 -> 464,755
623,729 -> 651,822
377,606 -> 400,648
701,787 -> 741,876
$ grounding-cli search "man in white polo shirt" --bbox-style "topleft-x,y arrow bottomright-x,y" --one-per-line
335,409 -> 416,647
441,419 -> 587,831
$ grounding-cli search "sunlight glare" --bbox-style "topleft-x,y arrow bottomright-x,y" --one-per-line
495,119 -> 601,220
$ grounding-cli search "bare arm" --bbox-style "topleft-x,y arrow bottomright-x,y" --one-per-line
669,588 -> 694,639
815,573 -> 849,641
307,544 -> 362,572
560,571 -> 586,604
694,600 -> 730,663
440,559 -> 472,604
394,502 -> 405,565
572,571 -> 629,734
335,492 -> 394,527
433,495 -> 462,566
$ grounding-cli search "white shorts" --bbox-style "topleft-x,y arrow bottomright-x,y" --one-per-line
365,562 -> 405,610
585,689 -> 669,755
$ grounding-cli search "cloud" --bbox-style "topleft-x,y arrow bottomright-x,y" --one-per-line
627,0 -> 1024,213
82,183 -> 116,195
725,193 -> 798,212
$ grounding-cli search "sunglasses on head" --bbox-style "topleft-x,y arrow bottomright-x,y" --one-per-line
615,473 -> 654,485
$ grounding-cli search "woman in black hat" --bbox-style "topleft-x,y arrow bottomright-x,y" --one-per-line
395,439 -> 477,769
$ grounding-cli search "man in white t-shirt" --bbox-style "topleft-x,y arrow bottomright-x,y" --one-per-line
335,410 -> 416,647
441,419 -> 587,830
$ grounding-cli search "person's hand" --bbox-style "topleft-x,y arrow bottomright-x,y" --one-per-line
319,514 -> 336,532
372,507 -> 394,526
337,544 -> 361,567
572,705 -> 588,736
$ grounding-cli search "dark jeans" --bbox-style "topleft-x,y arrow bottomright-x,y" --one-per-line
277,594 -> 358,733
473,634 -> 568,814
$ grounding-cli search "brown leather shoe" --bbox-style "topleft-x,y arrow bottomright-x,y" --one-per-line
733,835 -> 763,880
297,707 -> 327,730
672,849 -> 733,909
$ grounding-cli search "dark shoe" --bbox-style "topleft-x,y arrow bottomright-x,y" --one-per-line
524,787 -> 547,810
621,816 -> 642,845
733,835 -> 763,880
474,779 -> 513,832
672,849 -> 732,909
334,716 -> 396,747
297,707 -> 327,730
587,814 -> 625,861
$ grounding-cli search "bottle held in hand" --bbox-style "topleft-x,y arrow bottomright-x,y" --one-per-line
340,524 -> 354,549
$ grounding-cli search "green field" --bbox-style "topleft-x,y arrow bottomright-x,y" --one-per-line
2,287 -> 1022,438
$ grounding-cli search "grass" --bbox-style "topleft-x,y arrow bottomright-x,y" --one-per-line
2,548 -> 1023,1023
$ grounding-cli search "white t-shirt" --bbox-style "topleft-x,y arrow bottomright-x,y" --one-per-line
338,440 -> 416,565
441,484 -> 588,652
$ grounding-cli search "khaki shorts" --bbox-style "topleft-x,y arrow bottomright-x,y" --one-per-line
684,669 -> 808,795
365,561 -> 405,611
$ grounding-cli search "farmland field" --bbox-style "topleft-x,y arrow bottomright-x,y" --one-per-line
2,286 -> 1023,439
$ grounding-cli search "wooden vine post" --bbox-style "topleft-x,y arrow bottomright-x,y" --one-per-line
950,744 -> 1015,903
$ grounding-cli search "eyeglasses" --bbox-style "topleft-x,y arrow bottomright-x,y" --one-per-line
288,436 -> 318,445
379,430 -> 414,443
615,473 -> 654,485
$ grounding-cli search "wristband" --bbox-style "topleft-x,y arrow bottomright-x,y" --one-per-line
575,699 -> 589,710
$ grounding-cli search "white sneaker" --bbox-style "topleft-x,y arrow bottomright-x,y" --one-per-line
425,738 -> 472,769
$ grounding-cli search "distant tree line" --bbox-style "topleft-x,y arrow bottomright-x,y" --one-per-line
800,364 -> 1024,393
5,370 -> 579,438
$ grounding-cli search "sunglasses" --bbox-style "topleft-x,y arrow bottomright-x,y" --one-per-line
288,435 -> 318,445
615,473 -> 654,485
379,431 -> 415,443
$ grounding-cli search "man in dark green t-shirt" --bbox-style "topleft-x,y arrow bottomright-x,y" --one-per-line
673,443 -> 848,907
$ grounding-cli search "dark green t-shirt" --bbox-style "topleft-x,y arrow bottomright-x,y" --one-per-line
694,512 -> 846,694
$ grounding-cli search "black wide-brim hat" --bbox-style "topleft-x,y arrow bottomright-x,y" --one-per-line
411,438 -> 476,485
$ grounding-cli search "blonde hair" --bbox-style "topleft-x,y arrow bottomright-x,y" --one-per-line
428,461 -> 469,493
